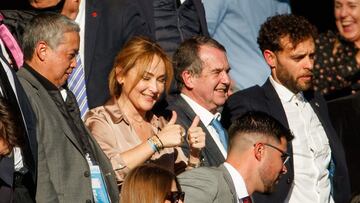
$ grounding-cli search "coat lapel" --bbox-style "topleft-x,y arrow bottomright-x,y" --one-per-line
173,95 -> 225,165
219,164 -> 238,203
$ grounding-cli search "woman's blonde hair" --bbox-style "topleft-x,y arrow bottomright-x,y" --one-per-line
109,36 -> 173,97
120,163 -> 178,203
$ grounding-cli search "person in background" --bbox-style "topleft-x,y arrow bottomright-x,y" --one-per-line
117,0 -> 209,57
121,163 -> 184,203
222,14 -> 351,203
85,36 -> 205,186
18,13 -> 118,202
313,0 -> 360,100
178,111 -> 294,203
203,0 -> 291,92
0,7 -> 37,203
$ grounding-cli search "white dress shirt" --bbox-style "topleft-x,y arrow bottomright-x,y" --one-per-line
224,162 -> 249,203
181,93 -> 227,158
269,76 -> 333,203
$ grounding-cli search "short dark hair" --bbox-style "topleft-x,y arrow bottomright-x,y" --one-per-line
257,14 -> 317,53
228,111 -> 294,145
0,97 -> 24,151
172,36 -> 226,90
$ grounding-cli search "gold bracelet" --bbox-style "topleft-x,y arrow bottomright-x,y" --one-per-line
149,136 -> 163,152
154,134 -> 164,149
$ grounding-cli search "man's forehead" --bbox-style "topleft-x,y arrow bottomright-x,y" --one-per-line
199,45 -> 228,66
278,36 -> 314,53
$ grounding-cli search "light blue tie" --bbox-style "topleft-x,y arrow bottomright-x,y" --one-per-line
211,118 -> 228,151
68,54 -> 89,119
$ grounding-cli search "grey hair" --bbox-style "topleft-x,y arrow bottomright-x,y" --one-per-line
22,12 -> 80,60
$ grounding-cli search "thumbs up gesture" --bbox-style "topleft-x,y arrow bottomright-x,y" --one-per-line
157,111 -> 185,148
187,116 -> 205,151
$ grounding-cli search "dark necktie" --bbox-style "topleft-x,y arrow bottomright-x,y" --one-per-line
210,118 -> 228,151
241,196 -> 252,203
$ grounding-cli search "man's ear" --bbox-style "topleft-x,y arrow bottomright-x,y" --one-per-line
263,50 -> 277,69
181,70 -> 195,89
35,41 -> 48,61
253,143 -> 265,162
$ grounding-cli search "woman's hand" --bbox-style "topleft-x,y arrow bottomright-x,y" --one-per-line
157,111 -> 185,148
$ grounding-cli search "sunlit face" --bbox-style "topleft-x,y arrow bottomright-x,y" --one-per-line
335,0 -> 360,43
270,37 -> 315,94
120,55 -> 166,115
259,137 -> 288,193
45,31 -> 79,88
190,45 -> 231,113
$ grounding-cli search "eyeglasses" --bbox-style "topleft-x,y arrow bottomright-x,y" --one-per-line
165,191 -> 185,203
262,143 -> 291,165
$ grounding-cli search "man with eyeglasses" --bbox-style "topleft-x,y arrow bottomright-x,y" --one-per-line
222,14 -> 351,203
178,111 -> 294,203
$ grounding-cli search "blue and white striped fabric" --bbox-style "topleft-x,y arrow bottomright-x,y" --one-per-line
68,54 -> 89,119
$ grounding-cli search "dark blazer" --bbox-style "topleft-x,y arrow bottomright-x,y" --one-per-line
221,79 -> 351,203
178,164 -> 237,203
84,0 -> 145,108
167,94 -> 225,167
129,0 -> 209,39
327,92 -> 360,196
17,68 -> 119,202
0,61 -> 37,202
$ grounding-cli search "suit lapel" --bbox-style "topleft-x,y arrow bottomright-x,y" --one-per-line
173,96 -> 225,165
84,0 -> 102,82
262,79 -> 289,128
261,79 -> 294,182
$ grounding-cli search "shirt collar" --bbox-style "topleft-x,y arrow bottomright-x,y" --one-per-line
269,76 -> 304,103
180,93 -> 216,126
223,162 -> 249,200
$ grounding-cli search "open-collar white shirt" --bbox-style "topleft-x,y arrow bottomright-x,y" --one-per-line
269,76 -> 333,203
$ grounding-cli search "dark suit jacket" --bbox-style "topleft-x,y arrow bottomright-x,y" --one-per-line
328,92 -> 360,196
178,164 -> 237,203
221,79 -> 351,203
0,61 -> 37,202
84,0 -> 145,108
128,0 -> 209,39
17,68 -> 119,202
167,94 -> 225,167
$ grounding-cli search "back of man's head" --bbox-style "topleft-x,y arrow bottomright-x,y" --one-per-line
227,111 -> 293,155
22,12 -> 79,61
